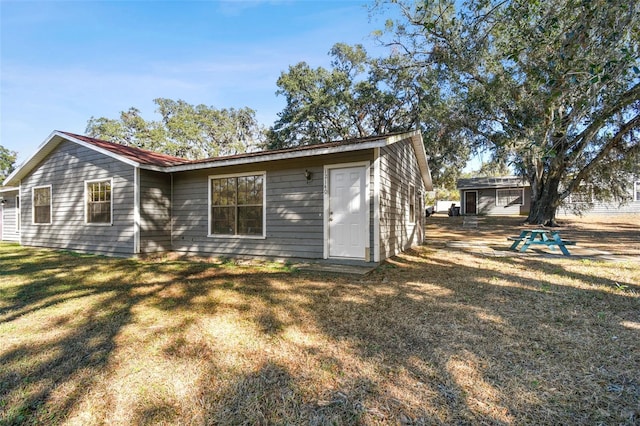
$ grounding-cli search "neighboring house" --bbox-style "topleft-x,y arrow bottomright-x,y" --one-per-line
557,180 -> 640,216
457,176 -> 640,216
0,187 -> 20,242
2,130 -> 432,263
457,176 -> 531,216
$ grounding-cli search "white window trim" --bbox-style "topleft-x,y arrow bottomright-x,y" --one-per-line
32,185 -> 52,225
85,178 -> 114,226
634,181 -> 640,202
208,171 -> 266,239
496,188 -> 524,206
16,194 -> 20,233
408,183 -> 416,224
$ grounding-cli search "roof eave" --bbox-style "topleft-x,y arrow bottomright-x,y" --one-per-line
2,131 -> 141,187
3,130 -> 62,186
457,184 -> 530,189
163,137 -> 394,173
4,130 -> 433,189
407,131 -> 433,191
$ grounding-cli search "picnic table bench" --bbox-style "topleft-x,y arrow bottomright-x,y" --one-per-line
507,229 -> 576,256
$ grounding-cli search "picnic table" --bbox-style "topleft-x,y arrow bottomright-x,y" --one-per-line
507,229 -> 576,256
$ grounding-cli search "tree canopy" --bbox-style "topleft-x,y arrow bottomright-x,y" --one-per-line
377,0 -> 640,224
269,42 -> 470,189
86,98 -> 265,159
0,145 -> 17,183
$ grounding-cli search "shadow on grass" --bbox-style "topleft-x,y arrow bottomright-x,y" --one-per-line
1,242 -> 638,424
426,214 -> 640,255
212,248 -> 639,423
0,244 -> 287,424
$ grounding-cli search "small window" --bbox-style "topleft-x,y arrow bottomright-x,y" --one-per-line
635,181 -> 640,202
16,195 -> 20,231
32,186 -> 52,224
409,185 -> 416,222
209,172 -> 265,237
496,188 -> 523,206
86,179 -> 112,224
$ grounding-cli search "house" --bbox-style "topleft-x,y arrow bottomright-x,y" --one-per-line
2,130 -> 432,263
457,176 -> 640,216
556,180 -> 640,216
457,176 -> 531,216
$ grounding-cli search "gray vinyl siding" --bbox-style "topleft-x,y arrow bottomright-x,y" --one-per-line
461,185 -> 640,216
171,151 -> 373,260
140,170 -> 172,253
558,200 -> 640,215
19,141 -> 136,256
0,190 -> 20,241
469,187 -> 531,216
557,179 -> 640,215
378,139 -> 425,260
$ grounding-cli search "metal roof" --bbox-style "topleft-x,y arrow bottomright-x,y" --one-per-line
59,132 -> 190,167
457,176 -> 529,189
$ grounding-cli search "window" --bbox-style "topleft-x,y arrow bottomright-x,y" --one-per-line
635,181 -> 640,202
32,186 -> 51,224
209,173 -> 265,237
409,185 -> 416,222
86,179 -> 112,224
496,188 -> 523,206
16,195 -> 20,231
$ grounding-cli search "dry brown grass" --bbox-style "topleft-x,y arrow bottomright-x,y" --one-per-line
426,213 -> 640,256
1,216 -> 639,425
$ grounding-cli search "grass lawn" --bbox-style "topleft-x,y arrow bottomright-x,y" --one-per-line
1,216 -> 639,425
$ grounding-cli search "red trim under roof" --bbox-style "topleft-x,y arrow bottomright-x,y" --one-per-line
60,131 -> 191,167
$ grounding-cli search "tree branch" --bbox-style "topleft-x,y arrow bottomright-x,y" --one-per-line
568,82 -> 640,163
562,112 -> 640,199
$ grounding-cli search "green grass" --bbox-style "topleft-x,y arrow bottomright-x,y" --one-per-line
1,241 -> 639,425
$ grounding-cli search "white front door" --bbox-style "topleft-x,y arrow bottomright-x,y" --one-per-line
328,166 -> 367,259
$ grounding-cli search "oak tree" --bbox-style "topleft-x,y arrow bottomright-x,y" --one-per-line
269,42 -> 470,188
87,99 -> 265,159
0,145 -> 17,183
377,0 -> 640,224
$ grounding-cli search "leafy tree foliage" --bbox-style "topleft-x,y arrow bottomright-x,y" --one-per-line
269,43 -> 470,189
377,0 -> 640,224
0,145 -> 17,182
268,44 -> 415,147
86,99 -> 265,159
475,160 -> 512,178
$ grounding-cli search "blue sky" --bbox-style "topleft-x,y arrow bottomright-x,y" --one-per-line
1,0 -> 393,163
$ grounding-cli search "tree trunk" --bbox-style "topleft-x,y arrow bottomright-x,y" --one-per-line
526,193 -> 560,226
526,174 -> 562,226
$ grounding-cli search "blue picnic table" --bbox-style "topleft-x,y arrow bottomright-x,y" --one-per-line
507,229 -> 576,256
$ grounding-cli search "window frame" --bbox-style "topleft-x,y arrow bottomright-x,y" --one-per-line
408,184 -> 416,223
32,185 -> 52,225
16,195 -> 20,232
208,171 -> 266,239
496,188 -> 524,207
85,178 -> 113,225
